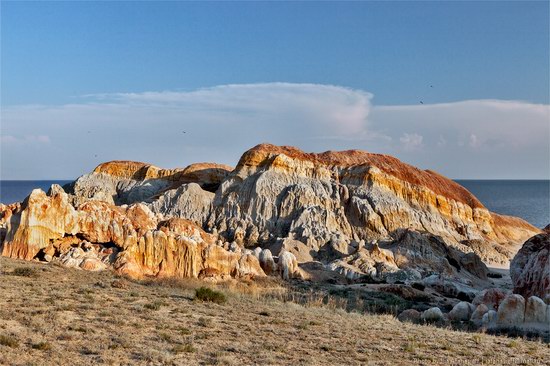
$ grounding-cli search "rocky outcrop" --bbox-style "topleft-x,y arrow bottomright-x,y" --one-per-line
0,185 -> 264,280
66,161 -> 232,206
203,144 -> 538,266
0,144 -> 541,288
510,233 -> 550,299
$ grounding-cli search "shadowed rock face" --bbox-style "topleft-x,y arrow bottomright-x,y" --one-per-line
511,233 -> 550,299
0,143 -> 541,282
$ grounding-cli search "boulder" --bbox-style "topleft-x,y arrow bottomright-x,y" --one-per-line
259,249 -> 277,275
496,294 -> 525,327
482,310 -> 497,327
524,296 -> 547,324
472,288 -> 508,311
80,258 -> 107,271
278,251 -> 299,280
510,233 -> 550,299
470,304 -> 489,325
421,307 -> 444,323
448,301 -> 475,322
236,253 -> 266,278
397,309 -> 421,324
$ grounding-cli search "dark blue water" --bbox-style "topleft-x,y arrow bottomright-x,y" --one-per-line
456,180 -> 549,229
0,180 -> 548,229
0,180 -> 72,205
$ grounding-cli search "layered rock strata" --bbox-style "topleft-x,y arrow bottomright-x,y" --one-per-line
0,144 -> 540,284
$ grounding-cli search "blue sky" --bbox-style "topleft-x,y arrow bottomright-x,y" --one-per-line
3,1 -> 548,106
1,1 -> 549,179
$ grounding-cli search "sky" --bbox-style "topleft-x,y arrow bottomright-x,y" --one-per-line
1,1 -> 549,180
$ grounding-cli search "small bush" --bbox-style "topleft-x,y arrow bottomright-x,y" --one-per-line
197,317 -> 212,327
31,342 -> 52,351
0,335 -> 19,348
194,287 -> 226,305
144,301 -> 164,311
172,343 -> 196,353
12,267 -> 38,278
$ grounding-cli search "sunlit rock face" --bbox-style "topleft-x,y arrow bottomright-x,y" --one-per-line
205,144 -> 539,264
0,185 -> 264,280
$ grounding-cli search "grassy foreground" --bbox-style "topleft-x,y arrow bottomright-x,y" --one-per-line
0,257 -> 548,366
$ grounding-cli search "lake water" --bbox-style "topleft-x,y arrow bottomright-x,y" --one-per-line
0,179 -> 548,229
0,180 -> 72,205
455,180 -> 549,229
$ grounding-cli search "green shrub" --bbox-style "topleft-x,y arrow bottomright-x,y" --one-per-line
194,287 -> 226,305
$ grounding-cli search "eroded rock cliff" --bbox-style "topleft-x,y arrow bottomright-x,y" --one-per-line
0,144 -> 540,284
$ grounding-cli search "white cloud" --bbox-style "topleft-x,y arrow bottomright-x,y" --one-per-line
399,133 -> 424,151
1,84 -> 548,180
1,83 -> 373,179
370,99 -> 550,178
1,135 -> 50,145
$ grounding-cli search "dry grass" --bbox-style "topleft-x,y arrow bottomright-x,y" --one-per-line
0,257 -> 548,365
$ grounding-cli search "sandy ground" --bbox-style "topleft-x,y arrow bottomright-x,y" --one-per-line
0,257 -> 549,366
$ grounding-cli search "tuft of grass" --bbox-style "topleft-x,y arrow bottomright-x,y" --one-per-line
11,267 -> 39,278
197,317 -> 212,328
158,333 -> 172,342
194,287 -> 227,305
507,340 -> 519,348
172,343 -> 196,353
404,336 -> 417,353
144,301 -> 164,311
31,342 -> 52,351
0,335 -> 19,348
472,334 -> 482,345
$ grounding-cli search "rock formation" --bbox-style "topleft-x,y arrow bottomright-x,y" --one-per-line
510,232 -> 550,299
205,144 -> 538,260
0,144 -> 541,288
0,185 -> 265,280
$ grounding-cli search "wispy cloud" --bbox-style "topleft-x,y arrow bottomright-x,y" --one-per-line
399,133 -> 424,151
1,83 -> 548,179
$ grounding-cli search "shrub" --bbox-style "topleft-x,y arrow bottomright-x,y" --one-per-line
173,343 -> 196,353
31,342 -> 52,351
144,301 -> 164,311
0,335 -> 19,348
12,267 -> 38,278
194,287 -> 226,304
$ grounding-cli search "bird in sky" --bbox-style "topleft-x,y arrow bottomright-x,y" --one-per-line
420,101 -> 424,104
